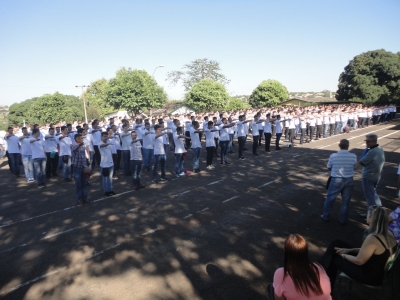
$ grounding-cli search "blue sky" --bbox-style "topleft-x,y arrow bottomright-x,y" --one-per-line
1,0 -> 399,106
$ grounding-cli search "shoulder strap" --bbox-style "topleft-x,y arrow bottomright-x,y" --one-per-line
374,235 -> 388,250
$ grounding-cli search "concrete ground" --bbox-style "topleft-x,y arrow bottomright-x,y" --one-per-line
0,122 -> 399,300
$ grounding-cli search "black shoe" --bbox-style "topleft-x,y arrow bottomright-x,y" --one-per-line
359,213 -> 367,219
52,173 -> 58,177
243,148 -> 248,151
265,150 -> 271,152
276,148 -> 282,151
104,192 -> 111,197
253,153 -> 258,156
83,198 -> 90,204
220,162 -> 224,165
86,182 -> 91,186
159,177 -> 167,182
320,215 -> 329,222
224,161 -> 231,165
239,157 -> 246,160
77,199 -> 85,205
64,178 -> 73,182
138,184 -> 146,189
228,151 -> 234,153
109,191 -> 116,196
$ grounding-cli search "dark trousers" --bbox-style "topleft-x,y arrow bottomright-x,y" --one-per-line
46,152 -> 59,177
289,128 -> 295,144
168,133 -> 175,150
115,150 -> 122,171
284,127 -> 289,140
93,145 -> 101,167
258,130 -> 263,146
309,126 -> 315,140
214,138 -> 219,155
219,140 -> 229,163
238,136 -> 245,158
112,154 -> 118,174
122,150 -> 131,175
264,133 -> 272,151
300,128 -> 306,143
185,131 -> 191,148
329,124 -> 335,136
316,125 -> 323,138
319,239 -> 383,290
206,146 -> 214,166
276,133 -> 282,149
252,136 -> 258,154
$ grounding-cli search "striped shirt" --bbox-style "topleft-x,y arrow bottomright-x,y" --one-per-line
327,150 -> 357,178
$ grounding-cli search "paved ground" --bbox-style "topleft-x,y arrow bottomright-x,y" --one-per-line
0,122 -> 399,300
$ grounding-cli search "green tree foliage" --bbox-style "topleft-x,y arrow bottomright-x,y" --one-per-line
105,68 -> 167,117
167,58 -> 230,92
337,49 -> 400,105
249,80 -> 289,108
185,79 -> 230,112
84,78 -> 116,118
226,97 -> 251,110
8,98 -> 37,126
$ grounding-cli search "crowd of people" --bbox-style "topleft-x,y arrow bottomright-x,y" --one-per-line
0,102 -> 399,298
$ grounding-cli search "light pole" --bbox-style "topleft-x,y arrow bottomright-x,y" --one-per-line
152,65 -> 164,77
75,85 -> 90,123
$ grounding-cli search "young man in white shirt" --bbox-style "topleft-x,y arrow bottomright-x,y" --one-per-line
99,132 -> 116,197
218,118 -> 236,164
152,124 -> 168,183
237,115 -> 251,159
130,131 -> 145,190
275,115 -> 283,151
173,126 -> 191,176
263,113 -> 275,152
142,122 -> 155,171
90,120 -> 102,168
58,126 -> 73,181
190,121 -> 203,173
30,128 -> 47,188
203,121 -> 220,168
19,127 -> 34,182
5,126 -> 21,177
44,127 -> 59,178
120,124 -> 133,176
251,115 -> 263,156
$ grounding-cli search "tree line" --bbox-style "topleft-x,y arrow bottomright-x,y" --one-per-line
7,49 -> 400,126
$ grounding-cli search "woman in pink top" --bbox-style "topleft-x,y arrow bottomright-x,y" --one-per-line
270,234 -> 332,300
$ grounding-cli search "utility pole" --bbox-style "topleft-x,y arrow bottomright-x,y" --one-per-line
75,85 -> 90,123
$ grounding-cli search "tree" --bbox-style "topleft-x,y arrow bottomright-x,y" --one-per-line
105,68 -> 167,118
336,49 -> 400,105
226,98 -> 251,110
84,78 -> 116,118
167,58 -> 230,92
249,80 -> 289,108
185,78 -> 230,112
8,98 -> 37,126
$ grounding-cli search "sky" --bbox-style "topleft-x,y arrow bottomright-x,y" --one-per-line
0,0 -> 399,106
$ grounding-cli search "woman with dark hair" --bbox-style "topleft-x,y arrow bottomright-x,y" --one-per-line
319,206 -> 397,289
270,234 -> 332,300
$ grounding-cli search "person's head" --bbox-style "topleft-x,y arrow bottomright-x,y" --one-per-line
111,125 -> 118,133
176,126 -> 183,135
154,124 -> 161,134
283,234 -> 324,296
66,124 -> 72,131
55,126 -> 60,133
21,127 -> 28,135
365,133 -> 378,148
145,122 -> 150,130
92,120 -> 98,128
32,128 -> 40,138
101,132 -> 108,142
204,116 -> 209,121
207,121 -> 214,129
254,114 -> 258,121
49,127 -> 55,135
339,139 -> 349,150
74,133 -> 83,144
61,126 -> 68,134
193,121 -> 199,129
174,119 -> 180,126
221,118 -> 227,124
131,131 -> 137,140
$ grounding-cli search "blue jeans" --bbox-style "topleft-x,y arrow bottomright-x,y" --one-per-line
174,153 -> 184,174
322,177 -> 354,223
130,160 -> 142,186
22,155 -> 34,179
294,124 -> 300,137
192,147 -> 201,169
340,121 -> 347,133
334,121 -> 341,134
219,140 -> 229,163
142,148 -> 154,168
323,124 -> 329,138
122,150 -> 131,175
101,166 -> 114,192
73,165 -> 88,201
153,154 -> 166,179
214,138 -> 219,155
8,153 -> 21,175
228,134 -> 234,151
89,151 -> 94,171
362,177 -> 382,212
33,158 -> 46,186
62,156 -> 72,179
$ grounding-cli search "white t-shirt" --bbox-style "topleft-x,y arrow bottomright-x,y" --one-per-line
173,133 -> 187,154
251,121 -> 259,136
107,138 -> 117,154
263,121 -> 272,133
99,144 -> 113,168
219,125 -> 230,141
83,135 -> 93,152
237,121 -> 246,137
153,135 -> 165,155
130,141 -> 142,160
58,136 -> 72,156
190,127 -> 201,148
90,128 -> 102,146
5,135 -> 20,153
120,132 -> 131,151
31,140 -> 46,159
275,120 -> 282,134
142,129 -> 155,149
44,134 -> 58,152
204,128 -> 216,147
20,137 -> 32,155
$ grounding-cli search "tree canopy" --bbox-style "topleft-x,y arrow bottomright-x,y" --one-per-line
248,80 -> 289,108
226,98 -> 251,110
105,68 -> 167,117
336,49 -> 400,105
167,58 -> 230,92
185,78 -> 230,112
84,78 -> 116,118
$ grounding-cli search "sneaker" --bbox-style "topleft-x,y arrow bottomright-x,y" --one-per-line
185,170 -> 191,175
239,157 -> 246,160
38,184 -> 45,189
206,165 -> 212,170
175,174 -> 181,178
224,161 -> 231,165
83,198 -> 90,204
253,153 -> 259,156
104,192 -> 111,197
112,176 -> 118,180
210,165 -> 215,169
138,184 -> 146,189
109,191 -> 116,196
159,177 -> 167,182
179,172 -> 186,176
64,178 -> 73,182
76,199 -> 84,205
27,178 -> 35,183
152,179 -> 158,184
219,162 -> 224,165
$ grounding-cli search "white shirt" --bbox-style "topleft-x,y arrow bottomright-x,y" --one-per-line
130,141 -> 142,160
84,134 -> 93,152
120,132 -> 131,151
20,137 -> 32,155
90,128 -> 102,146
31,139 -> 46,159
275,120 -> 282,134
142,128 -> 155,149
251,121 -> 259,136
5,135 -> 20,153
58,136 -> 72,156
153,135 -> 165,155
99,144 -> 113,168
173,133 -> 187,154
219,124 -> 230,141
190,127 -> 201,148
263,120 -> 272,133
44,134 -> 58,152
204,128 -> 216,147
237,121 -> 246,137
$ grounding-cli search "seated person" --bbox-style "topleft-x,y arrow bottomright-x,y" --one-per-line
269,234 -> 332,300
319,206 -> 397,289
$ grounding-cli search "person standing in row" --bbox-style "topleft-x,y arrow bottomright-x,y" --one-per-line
58,126 -> 73,182
120,124 -> 132,176
190,121 -> 202,173
71,133 -> 90,204
263,113 -> 274,153
174,126 -> 190,176
218,118 -> 236,165
44,127 -> 59,178
30,128 -> 47,188
237,115 -> 251,160
130,130 -> 145,190
5,127 -> 21,177
99,132 -> 116,197
152,124 -> 168,183
19,127 -> 34,182
251,115 -> 263,156
275,115 -> 282,151
142,122 -> 154,172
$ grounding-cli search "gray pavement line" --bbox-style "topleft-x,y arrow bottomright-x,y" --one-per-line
142,228 -> 159,236
222,196 -> 240,203
183,214 -> 193,219
0,267 -> 67,295
171,190 -> 190,197
0,208 -> 68,229
258,178 -> 281,188
207,180 -> 223,185
196,207 -> 209,213
41,223 -> 90,240
377,130 -> 399,140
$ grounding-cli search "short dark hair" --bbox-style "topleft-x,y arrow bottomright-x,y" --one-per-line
32,128 -> 40,135
7,126 -> 13,130
176,126 -> 183,132
61,126 -> 67,131
22,127 -> 27,130
74,133 -> 82,141
66,124 -> 72,127
77,128 -> 84,134
208,121 -> 214,126
101,132 -> 108,137
154,124 -> 161,131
